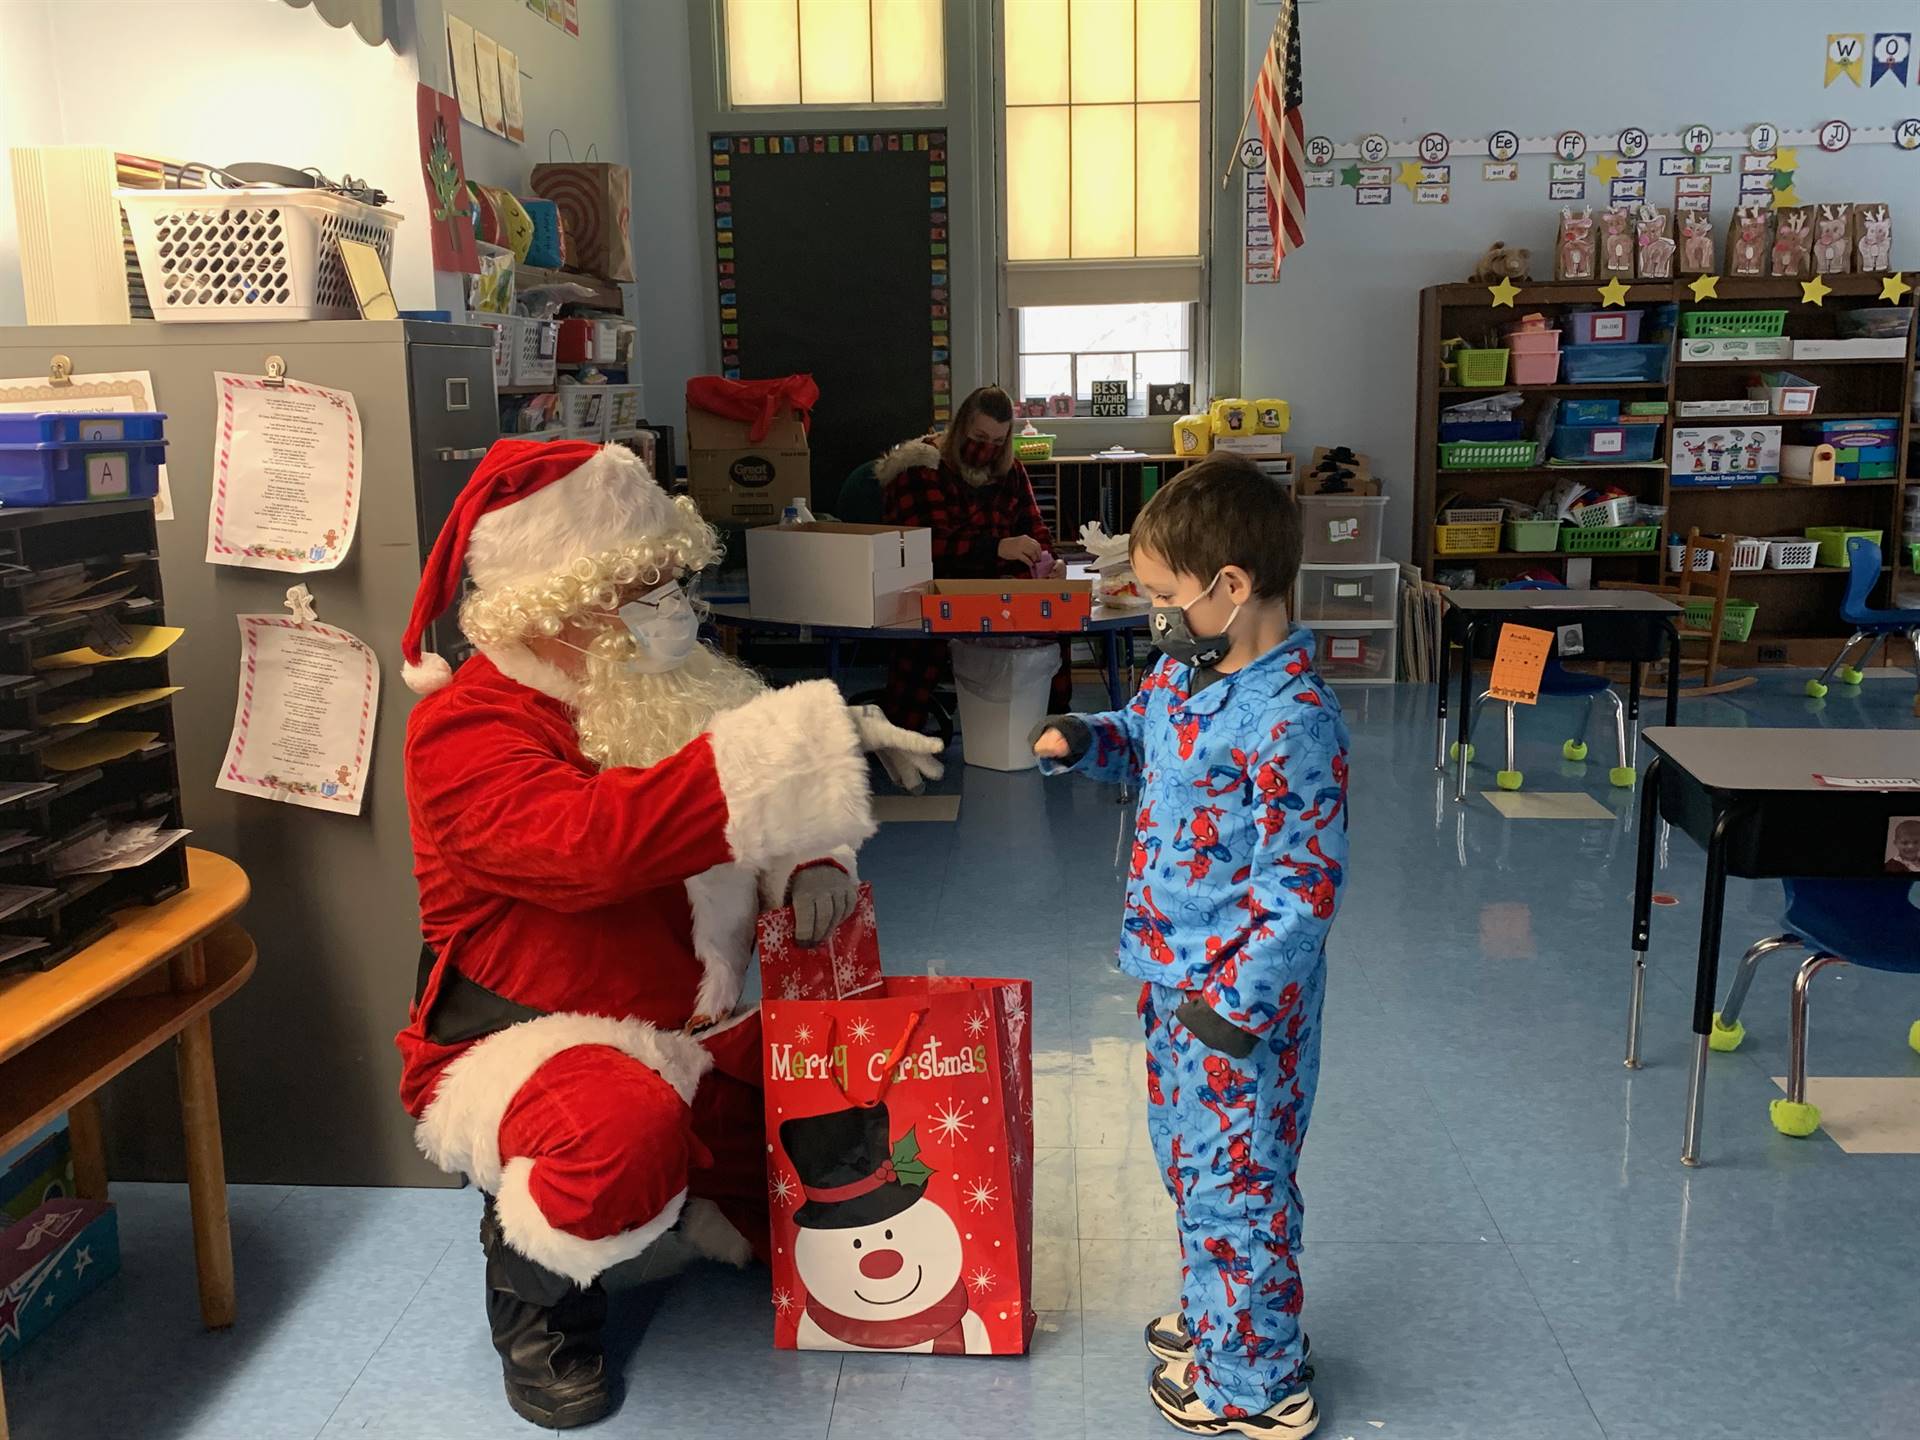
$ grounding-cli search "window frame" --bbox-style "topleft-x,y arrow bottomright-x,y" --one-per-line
1014,300 -> 1196,417
719,0 -> 949,112
994,0 -> 1227,427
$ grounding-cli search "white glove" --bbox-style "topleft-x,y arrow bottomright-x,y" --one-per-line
789,863 -> 858,946
850,704 -> 946,793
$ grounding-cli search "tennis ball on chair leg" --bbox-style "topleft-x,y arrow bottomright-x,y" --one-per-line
1908,1019 -> 1920,1054
1609,765 -> 1636,788
1450,741 -> 1475,763
1495,769 -> 1523,791
1839,666 -> 1865,686
1708,1012 -> 1745,1052
1770,1099 -> 1821,1138
1562,740 -> 1589,762
1804,678 -> 1828,699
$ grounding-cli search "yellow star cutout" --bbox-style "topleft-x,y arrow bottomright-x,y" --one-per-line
1487,277 -> 1520,308
1590,154 -> 1621,183
1880,272 -> 1913,303
1773,184 -> 1800,208
1801,274 -> 1832,306
1772,147 -> 1798,171
1597,278 -> 1631,307
1688,274 -> 1721,301
1397,159 -> 1426,190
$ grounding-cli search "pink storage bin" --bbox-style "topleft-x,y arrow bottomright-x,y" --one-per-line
1504,328 -> 1561,355
1512,350 -> 1561,384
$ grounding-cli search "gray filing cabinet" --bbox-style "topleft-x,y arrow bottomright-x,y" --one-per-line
0,320 -> 498,1186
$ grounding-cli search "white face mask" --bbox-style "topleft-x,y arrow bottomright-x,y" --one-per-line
617,581 -> 699,674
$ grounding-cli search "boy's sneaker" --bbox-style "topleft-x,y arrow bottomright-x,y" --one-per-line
1144,1311 -> 1312,1371
1149,1358 -> 1317,1437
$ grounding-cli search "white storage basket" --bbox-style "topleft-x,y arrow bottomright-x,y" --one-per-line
1668,541 -> 1716,575
119,188 -> 401,322
1573,496 -> 1639,529
604,384 -> 642,434
1765,537 -> 1820,571
1728,537 -> 1769,572
472,315 -> 515,388
512,319 -> 560,386
556,383 -> 612,441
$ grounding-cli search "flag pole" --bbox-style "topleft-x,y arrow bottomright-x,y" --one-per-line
1219,84 -> 1260,189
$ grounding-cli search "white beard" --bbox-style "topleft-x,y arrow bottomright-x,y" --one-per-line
956,461 -> 996,489
573,639 -> 767,771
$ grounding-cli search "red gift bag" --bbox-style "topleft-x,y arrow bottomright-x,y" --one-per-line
757,882 -> 882,1002
763,974 -> 1035,1355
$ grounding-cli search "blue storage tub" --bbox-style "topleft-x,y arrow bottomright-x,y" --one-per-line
1439,416 -> 1524,442
0,439 -> 166,506
1548,421 -> 1661,463
1561,343 -> 1670,384
0,412 -> 166,446
1558,398 -> 1620,424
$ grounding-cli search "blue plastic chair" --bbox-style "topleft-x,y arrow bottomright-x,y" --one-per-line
1709,878 -> 1920,1137
1805,536 -> 1920,699
1451,579 -> 1634,791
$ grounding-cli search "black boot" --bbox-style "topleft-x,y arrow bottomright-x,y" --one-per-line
481,1197 -> 613,1429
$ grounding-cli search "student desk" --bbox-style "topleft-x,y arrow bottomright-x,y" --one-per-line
1624,728 -> 1920,1166
0,850 -> 254,1438
708,603 -> 1150,709
1434,590 -> 1682,802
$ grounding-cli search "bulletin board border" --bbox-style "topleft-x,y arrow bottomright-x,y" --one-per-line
709,129 -> 951,424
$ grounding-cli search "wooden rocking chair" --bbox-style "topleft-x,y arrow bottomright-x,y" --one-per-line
1600,528 -> 1757,699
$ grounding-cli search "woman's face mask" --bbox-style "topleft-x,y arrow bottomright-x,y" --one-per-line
616,580 -> 699,674
960,437 -> 1000,468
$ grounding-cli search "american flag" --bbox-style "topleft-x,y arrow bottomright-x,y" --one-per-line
1252,0 -> 1306,276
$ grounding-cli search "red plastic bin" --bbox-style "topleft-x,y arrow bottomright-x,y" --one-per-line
1512,350 -> 1561,384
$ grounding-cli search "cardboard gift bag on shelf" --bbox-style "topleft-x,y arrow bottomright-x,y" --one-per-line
763,973 -> 1036,1355
757,881 -> 883,1002
528,161 -> 634,281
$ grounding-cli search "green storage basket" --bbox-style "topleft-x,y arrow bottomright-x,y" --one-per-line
1438,439 -> 1540,470
1911,540 -> 1919,575
1682,597 -> 1758,643
1560,524 -> 1659,555
1453,348 -> 1510,387
1803,526 -> 1881,568
1680,309 -> 1787,338
1504,518 -> 1563,553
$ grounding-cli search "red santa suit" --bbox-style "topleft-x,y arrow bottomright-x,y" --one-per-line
395,440 -> 875,1287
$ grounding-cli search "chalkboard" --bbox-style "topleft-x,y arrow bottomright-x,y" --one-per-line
711,132 -> 948,509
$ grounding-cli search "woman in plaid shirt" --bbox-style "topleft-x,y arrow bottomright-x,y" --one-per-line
878,385 -> 1073,732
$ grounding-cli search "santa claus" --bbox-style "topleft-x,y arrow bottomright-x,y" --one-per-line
395,439 -> 941,1429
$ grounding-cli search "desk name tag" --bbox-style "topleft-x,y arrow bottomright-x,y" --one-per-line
1811,774 -> 1920,790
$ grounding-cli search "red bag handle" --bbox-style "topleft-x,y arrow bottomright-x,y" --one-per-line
826,1007 -> 926,1109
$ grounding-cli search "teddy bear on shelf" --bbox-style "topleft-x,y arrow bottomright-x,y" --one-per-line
1469,239 -> 1531,283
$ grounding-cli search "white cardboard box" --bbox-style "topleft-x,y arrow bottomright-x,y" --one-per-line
1678,398 -> 1770,418
1791,337 -> 1910,361
1680,336 -> 1793,363
746,523 -> 933,628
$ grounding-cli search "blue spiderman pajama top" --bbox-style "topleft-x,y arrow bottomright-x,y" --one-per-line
1047,630 -> 1349,1415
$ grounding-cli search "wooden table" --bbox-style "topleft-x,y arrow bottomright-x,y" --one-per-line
1624,729 -> 1920,1165
0,850 -> 254,1438
1435,589 -> 1682,801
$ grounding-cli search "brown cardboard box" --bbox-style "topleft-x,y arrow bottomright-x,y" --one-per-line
686,407 -> 810,527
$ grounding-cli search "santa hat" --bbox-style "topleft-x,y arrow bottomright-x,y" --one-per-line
401,438 -> 678,694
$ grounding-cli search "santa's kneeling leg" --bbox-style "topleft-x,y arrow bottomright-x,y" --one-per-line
418,1013 -> 768,1430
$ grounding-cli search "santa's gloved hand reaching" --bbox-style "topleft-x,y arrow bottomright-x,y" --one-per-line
849,704 -> 945,794
789,862 -> 858,946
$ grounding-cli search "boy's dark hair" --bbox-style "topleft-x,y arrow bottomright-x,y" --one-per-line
1129,454 -> 1302,598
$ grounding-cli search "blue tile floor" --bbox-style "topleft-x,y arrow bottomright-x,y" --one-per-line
9,673 -> 1920,1439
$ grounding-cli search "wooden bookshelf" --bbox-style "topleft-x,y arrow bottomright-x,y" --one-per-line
1414,274 -> 1917,665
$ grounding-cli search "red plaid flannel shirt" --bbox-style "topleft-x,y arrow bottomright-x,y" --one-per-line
881,458 -> 1054,577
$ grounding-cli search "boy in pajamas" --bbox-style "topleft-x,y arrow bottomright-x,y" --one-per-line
1035,456 -> 1349,1437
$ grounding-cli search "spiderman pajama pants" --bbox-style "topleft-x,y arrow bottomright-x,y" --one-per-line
1141,970 -> 1324,1415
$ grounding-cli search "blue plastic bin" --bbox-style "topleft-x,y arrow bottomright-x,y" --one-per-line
1561,343 -> 1670,384
1438,416 -> 1524,442
0,440 -> 166,506
1558,398 -> 1620,424
1548,421 -> 1661,463
0,412 -> 166,446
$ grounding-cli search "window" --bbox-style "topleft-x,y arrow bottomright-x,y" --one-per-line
1002,0 -> 1203,261
1015,303 -> 1191,415
724,0 -> 945,108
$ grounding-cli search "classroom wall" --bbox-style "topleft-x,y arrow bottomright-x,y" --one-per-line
1243,0 -> 1920,564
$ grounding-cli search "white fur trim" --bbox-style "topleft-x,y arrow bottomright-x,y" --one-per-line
707,682 -> 874,870
685,863 -> 758,1019
467,445 -> 678,595
676,1197 -> 754,1268
476,642 -> 581,704
495,1157 -> 686,1286
403,653 -> 453,695
414,1012 -> 712,1192
876,439 -> 941,486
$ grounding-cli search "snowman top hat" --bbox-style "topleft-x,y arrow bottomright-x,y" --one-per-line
780,1103 -> 934,1231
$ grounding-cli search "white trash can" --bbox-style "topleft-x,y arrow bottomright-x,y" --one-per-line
949,639 -> 1061,771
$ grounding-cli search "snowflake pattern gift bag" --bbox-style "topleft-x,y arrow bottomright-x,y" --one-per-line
758,882 -> 883,1001
763,975 -> 1036,1355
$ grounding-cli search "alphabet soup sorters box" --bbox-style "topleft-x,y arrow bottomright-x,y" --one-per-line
747,523 -> 933,628
686,406 -> 810,527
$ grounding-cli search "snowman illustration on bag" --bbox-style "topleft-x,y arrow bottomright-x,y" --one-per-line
779,1103 -> 991,1354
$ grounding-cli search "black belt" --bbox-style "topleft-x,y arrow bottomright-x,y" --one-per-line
416,944 -> 547,1046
